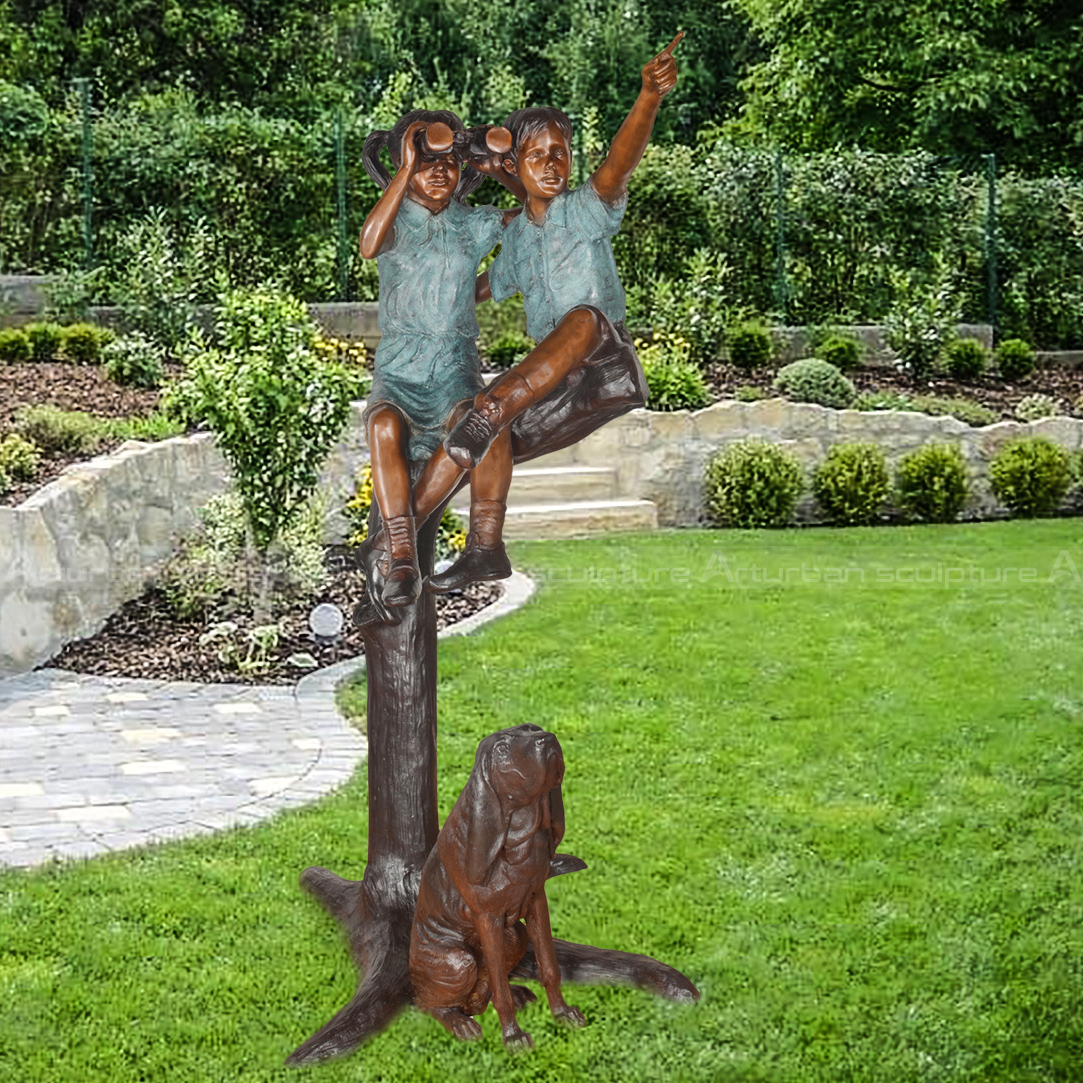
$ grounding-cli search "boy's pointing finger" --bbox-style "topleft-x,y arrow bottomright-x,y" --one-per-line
655,31 -> 684,60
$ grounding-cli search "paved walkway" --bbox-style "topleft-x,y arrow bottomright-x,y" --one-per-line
0,571 -> 534,870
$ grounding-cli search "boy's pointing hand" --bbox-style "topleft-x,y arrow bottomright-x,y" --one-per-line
642,31 -> 683,99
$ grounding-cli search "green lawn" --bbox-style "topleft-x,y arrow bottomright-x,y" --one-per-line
3,522 -> 1083,1082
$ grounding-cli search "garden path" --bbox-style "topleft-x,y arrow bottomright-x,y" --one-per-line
0,571 -> 534,870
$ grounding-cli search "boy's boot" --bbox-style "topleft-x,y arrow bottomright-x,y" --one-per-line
426,499 -> 511,593
444,373 -> 535,469
371,514 -> 422,608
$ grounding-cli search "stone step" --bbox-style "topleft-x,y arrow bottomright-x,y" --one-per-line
454,498 -> 658,540
507,465 -> 618,505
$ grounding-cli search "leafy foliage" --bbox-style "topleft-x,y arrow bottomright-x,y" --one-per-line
1015,394 -> 1061,423
812,444 -> 890,526
169,287 -> 362,562
102,332 -> 166,389
485,332 -> 534,370
773,358 -> 855,409
990,438 -> 1073,519
994,338 -> 1036,382
0,326 -> 31,362
0,431 -> 42,480
895,444 -> 970,524
884,264 -> 963,380
725,320 -> 774,370
942,338 -> 989,382
705,440 -> 804,528
637,332 -> 711,412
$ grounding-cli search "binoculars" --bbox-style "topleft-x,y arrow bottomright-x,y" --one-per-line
414,122 -> 513,164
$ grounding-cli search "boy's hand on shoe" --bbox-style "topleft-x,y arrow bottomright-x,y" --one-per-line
642,31 -> 683,99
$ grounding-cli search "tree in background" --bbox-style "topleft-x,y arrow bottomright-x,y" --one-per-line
731,0 -> 1083,173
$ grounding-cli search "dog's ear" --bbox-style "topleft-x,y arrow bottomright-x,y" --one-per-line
454,738 -> 509,886
547,782 -> 566,857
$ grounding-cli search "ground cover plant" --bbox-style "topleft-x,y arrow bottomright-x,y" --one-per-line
3,525 -> 1082,1082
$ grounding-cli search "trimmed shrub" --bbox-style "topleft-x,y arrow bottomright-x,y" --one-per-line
812,444 -> 890,525
994,338 -> 1036,381
1015,393 -> 1060,422
485,332 -> 534,369
942,337 -> 989,381
990,438 -> 1072,518
24,323 -> 65,362
12,405 -> 102,456
705,440 -> 804,528
638,333 -> 711,412
0,327 -> 32,363
0,433 -> 43,480
725,321 -> 774,370
102,332 -> 166,389
62,323 -> 112,364
895,444 -> 970,523
815,334 -> 862,372
773,358 -> 856,409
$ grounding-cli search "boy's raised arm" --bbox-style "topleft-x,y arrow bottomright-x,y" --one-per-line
360,120 -> 426,259
591,32 -> 682,206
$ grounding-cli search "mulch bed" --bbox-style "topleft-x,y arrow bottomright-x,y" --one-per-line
47,546 -> 502,685
704,360 -> 1083,421
0,361 -> 178,508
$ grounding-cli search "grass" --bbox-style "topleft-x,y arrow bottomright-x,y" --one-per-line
3,522 -> 1083,1082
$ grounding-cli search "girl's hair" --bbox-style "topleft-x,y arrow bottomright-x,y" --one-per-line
362,109 -> 484,203
502,108 -> 574,161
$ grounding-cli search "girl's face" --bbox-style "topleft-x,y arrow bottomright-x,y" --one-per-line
406,151 -> 461,211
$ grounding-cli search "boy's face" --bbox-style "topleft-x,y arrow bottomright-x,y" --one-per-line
506,122 -> 571,202
406,151 -> 461,210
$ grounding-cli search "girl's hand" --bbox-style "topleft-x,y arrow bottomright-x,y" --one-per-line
399,120 -> 429,176
641,31 -> 682,99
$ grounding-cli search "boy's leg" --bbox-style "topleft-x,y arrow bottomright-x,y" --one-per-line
427,428 -> 513,594
444,307 -> 604,469
365,405 -> 421,608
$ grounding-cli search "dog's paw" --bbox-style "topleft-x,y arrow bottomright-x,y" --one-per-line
502,1025 -> 534,1053
553,1004 -> 587,1028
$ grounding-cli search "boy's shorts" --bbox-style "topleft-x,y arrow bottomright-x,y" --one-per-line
510,306 -> 647,465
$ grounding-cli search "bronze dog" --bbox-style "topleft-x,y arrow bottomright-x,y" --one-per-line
409,724 -> 585,1050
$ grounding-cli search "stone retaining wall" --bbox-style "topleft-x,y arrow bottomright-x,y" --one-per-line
565,399 -> 1083,527
4,399 -> 1083,678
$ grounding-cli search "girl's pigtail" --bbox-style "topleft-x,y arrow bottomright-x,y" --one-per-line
362,130 -> 393,190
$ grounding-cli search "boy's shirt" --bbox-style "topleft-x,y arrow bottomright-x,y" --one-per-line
488,181 -> 628,341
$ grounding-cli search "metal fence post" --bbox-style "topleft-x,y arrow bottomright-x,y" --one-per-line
983,152 -> 997,337
773,148 -> 788,323
334,108 -> 350,303
74,77 -> 93,273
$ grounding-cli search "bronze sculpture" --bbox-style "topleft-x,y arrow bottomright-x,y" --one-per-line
287,33 -> 697,1067
410,724 -> 584,1050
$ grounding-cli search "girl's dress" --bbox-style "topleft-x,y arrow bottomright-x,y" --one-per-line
366,197 -> 504,461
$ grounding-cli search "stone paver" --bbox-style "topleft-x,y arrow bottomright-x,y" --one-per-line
0,570 -> 534,869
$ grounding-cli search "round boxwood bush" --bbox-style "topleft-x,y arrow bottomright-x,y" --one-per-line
62,323 -> 112,364
725,321 -> 774,370
0,327 -> 32,363
1015,393 -> 1060,422
705,440 -> 804,528
773,358 -> 856,409
815,334 -> 861,372
103,332 -> 166,389
895,443 -> 970,523
990,437 -> 1072,518
942,337 -> 989,381
24,322 -> 65,362
812,443 -> 890,525
0,433 -> 42,481
994,338 -> 1036,382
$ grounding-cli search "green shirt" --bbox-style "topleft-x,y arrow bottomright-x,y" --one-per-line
488,181 -> 627,341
